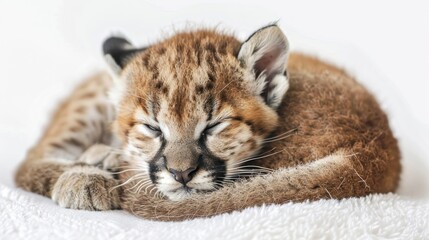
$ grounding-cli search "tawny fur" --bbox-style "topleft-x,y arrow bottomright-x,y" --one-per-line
120,53 -> 401,221
15,27 -> 400,220
15,74 -> 122,210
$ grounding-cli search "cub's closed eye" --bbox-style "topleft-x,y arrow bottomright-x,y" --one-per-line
205,122 -> 221,131
145,124 -> 160,132
204,122 -> 230,135
137,124 -> 162,137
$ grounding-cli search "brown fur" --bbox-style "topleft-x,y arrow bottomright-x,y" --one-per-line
119,53 -> 400,221
111,29 -> 284,201
15,27 -> 400,220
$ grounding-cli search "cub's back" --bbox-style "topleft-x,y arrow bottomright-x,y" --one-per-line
254,53 -> 400,192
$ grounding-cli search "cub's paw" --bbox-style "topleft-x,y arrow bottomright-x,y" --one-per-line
78,144 -> 122,172
52,166 -> 121,210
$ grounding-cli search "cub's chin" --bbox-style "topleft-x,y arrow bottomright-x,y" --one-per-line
158,184 -> 218,201
162,186 -> 196,201
153,168 -> 223,201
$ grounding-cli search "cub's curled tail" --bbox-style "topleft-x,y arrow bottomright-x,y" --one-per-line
121,147 -> 400,221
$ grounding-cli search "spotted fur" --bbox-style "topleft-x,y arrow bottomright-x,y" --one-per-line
15,25 -> 400,219
107,26 -> 289,200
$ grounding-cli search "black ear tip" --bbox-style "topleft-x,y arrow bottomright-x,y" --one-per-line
102,36 -> 132,55
244,23 -> 281,43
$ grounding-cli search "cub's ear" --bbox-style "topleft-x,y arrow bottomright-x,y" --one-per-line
238,24 -> 290,109
102,35 -> 147,74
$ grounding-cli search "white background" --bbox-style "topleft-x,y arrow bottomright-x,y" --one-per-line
0,0 -> 428,198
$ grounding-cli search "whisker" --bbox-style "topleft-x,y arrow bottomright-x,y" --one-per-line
229,148 -> 277,166
225,173 -> 261,177
109,173 -> 148,192
226,172 -> 270,177
132,183 -> 150,194
149,186 -> 158,196
264,128 -> 297,141
130,179 -> 152,191
227,165 -> 274,171
219,181 -> 234,186
155,190 -> 164,199
230,150 -> 284,166
144,184 -> 155,194
213,182 -> 224,187
262,134 -> 294,143
221,176 -> 246,181
216,80 -> 234,95
212,183 -> 225,190
223,169 -> 271,174
221,177 -> 247,182
115,168 -> 145,174
135,181 -> 153,194
254,147 -> 277,156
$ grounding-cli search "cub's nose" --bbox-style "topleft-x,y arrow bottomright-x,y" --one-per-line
168,167 -> 198,185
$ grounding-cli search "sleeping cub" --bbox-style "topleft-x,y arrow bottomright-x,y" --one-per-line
15,25 -> 400,220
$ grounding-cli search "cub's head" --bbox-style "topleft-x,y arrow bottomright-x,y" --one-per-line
104,25 -> 289,200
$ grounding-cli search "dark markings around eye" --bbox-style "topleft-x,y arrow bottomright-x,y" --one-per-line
148,137 -> 167,184
204,96 -> 215,121
149,162 -> 160,184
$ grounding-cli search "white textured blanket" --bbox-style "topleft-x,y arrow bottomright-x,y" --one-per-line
1,184 -> 427,239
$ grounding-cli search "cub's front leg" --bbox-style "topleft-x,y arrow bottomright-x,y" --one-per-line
15,73 -> 122,210
52,144 -> 122,210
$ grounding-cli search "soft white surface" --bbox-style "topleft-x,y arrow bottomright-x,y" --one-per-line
1,184 -> 428,240
0,0 -> 428,239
